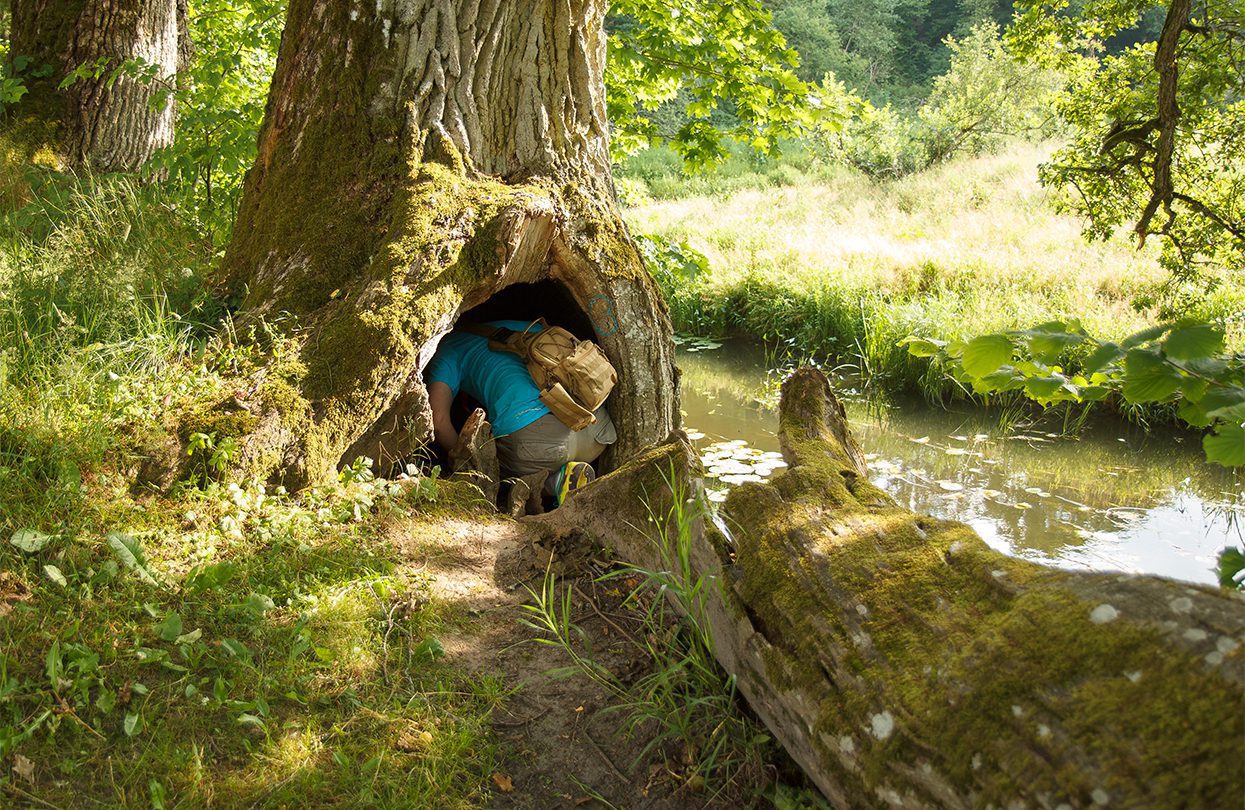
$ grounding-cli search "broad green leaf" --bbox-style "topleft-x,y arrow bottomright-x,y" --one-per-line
414,637 -> 446,662
237,713 -> 266,728
43,565 -> 67,587
1178,399 -> 1212,428
1201,387 -> 1245,419
1204,424 -> 1245,468
244,593 -> 275,615
1024,329 -> 1085,363
124,712 -> 142,737
156,613 -> 183,643
135,647 -> 170,665
1120,324 -> 1171,349
175,628 -> 203,645
1179,377 -> 1210,401
900,337 -> 944,357
978,368 -> 1026,392
1183,357 -> 1228,377
1216,547 -> 1245,589
961,334 -> 1014,377
1121,349 -> 1182,403
107,532 -> 157,584
11,528 -> 54,553
1082,341 -> 1123,374
221,638 -> 252,662
1163,323 -> 1224,362
1024,375 -> 1068,400
184,561 -> 236,592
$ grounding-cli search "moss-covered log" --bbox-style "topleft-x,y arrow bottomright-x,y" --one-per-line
6,0 -> 187,171
217,0 -> 678,488
537,368 -> 1245,807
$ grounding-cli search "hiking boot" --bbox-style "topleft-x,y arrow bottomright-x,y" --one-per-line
554,461 -> 595,505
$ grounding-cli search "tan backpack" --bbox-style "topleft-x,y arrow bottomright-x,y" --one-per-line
464,319 -> 616,431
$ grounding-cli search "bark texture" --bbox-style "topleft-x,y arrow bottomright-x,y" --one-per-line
217,0 -> 678,487
535,368 -> 1245,808
8,0 -> 184,171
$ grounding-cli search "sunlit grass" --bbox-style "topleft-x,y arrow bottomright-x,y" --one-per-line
628,142 -> 1245,400
0,146 -> 505,807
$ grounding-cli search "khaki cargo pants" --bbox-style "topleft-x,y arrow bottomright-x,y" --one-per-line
495,406 -> 616,486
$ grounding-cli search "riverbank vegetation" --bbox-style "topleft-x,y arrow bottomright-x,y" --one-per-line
626,142 -> 1245,410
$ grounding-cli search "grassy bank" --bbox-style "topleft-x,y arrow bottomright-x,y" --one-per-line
625,143 -> 1245,405
0,157 -> 511,805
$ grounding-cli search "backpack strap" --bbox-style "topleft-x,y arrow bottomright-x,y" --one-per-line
460,320 -> 546,355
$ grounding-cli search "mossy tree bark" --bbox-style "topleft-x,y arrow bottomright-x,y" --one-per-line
218,0 -> 678,487
7,0 -> 187,171
536,368 -> 1245,807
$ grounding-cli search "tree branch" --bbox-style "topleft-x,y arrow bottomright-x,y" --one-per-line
1135,0 -> 1190,245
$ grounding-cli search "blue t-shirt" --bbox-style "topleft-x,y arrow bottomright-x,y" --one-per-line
425,320 -> 551,437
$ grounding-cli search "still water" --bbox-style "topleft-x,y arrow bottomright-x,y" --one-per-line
676,339 -> 1244,586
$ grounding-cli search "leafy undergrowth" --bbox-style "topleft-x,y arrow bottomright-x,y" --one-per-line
0,156 -> 505,807
1,470 -> 504,808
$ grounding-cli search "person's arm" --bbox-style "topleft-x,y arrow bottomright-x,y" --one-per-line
426,381 -> 459,452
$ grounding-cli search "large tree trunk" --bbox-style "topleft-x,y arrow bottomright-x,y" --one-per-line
7,0 -> 186,171
535,368 -> 1245,807
217,0 -> 678,488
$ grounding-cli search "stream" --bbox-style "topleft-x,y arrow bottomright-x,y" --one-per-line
676,339 -> 1244,586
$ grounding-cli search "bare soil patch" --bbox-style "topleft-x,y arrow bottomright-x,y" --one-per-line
389,513 -> 700,809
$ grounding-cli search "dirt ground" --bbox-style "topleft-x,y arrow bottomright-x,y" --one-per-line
391,513 -> 704,809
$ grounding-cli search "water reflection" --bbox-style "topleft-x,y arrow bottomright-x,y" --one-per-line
677,341 -> 1244,586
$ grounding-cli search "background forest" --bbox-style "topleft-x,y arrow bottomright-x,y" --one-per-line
0,0 -> 1243,805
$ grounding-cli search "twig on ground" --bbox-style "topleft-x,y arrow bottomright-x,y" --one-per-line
56,695 -> 106,740
2,781 -> 60,809
587,583 -> 647,654
493,705 -> 551,728
584,729 -> 631,786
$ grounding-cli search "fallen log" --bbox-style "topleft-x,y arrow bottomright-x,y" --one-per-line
534,367 -> 1245,808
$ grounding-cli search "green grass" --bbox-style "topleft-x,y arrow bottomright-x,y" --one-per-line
0,152 -> 507,807
616,140 -> 847,202
626,142 -> 1245,405
1,467 -> 505,807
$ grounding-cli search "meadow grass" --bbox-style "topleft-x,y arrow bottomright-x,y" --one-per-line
625,142 -> 1245,403
0,153 -> 507,807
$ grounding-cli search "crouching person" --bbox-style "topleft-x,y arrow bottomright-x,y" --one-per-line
425,318 -> 617,504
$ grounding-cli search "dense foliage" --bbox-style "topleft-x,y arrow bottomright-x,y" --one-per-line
1009,0 -> 1245,279
904,320 -> 1245,468
606,0 -> 821,169
148,0 -> 284,248
809,23 -> 1061,178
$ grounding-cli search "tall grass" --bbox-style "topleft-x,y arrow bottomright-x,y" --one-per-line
0,146 -> 507,807
0,164 -> 225,539
627,142 -> 1245,403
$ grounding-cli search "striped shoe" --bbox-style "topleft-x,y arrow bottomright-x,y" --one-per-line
554,461 -> 595,505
